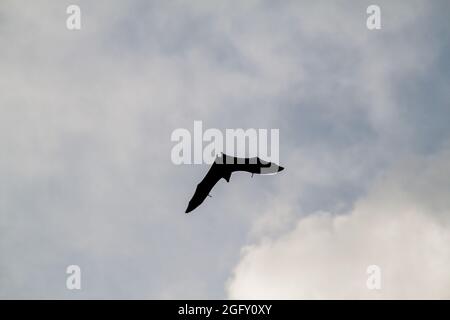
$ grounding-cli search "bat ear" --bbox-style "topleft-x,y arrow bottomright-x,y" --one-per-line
224,171 -> 232,182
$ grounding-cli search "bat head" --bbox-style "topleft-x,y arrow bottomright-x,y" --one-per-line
257,157 -> 285,174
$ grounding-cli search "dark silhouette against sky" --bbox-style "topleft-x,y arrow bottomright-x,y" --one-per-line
186,154 -> 285,213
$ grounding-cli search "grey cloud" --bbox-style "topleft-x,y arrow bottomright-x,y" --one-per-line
0,0 -> 449,298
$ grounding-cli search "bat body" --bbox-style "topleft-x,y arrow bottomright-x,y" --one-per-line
185,154 -> 284,213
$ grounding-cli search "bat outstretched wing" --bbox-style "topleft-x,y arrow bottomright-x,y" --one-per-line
185,162 -> 230,213
185,154 -> 284,213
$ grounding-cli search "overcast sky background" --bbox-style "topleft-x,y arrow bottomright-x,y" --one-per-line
1,0 -> 450,299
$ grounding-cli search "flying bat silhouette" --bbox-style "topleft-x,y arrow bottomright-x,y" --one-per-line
185,153 -> 284,213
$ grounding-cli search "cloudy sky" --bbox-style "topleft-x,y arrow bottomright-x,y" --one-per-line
1,0 -> 450,299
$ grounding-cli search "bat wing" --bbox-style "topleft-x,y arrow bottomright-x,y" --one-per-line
224,155 -> 284,175
185,162 -> 230,213
185,154 -> 284,213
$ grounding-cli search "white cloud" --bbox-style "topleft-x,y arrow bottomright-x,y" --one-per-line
227,147 -> 450,299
